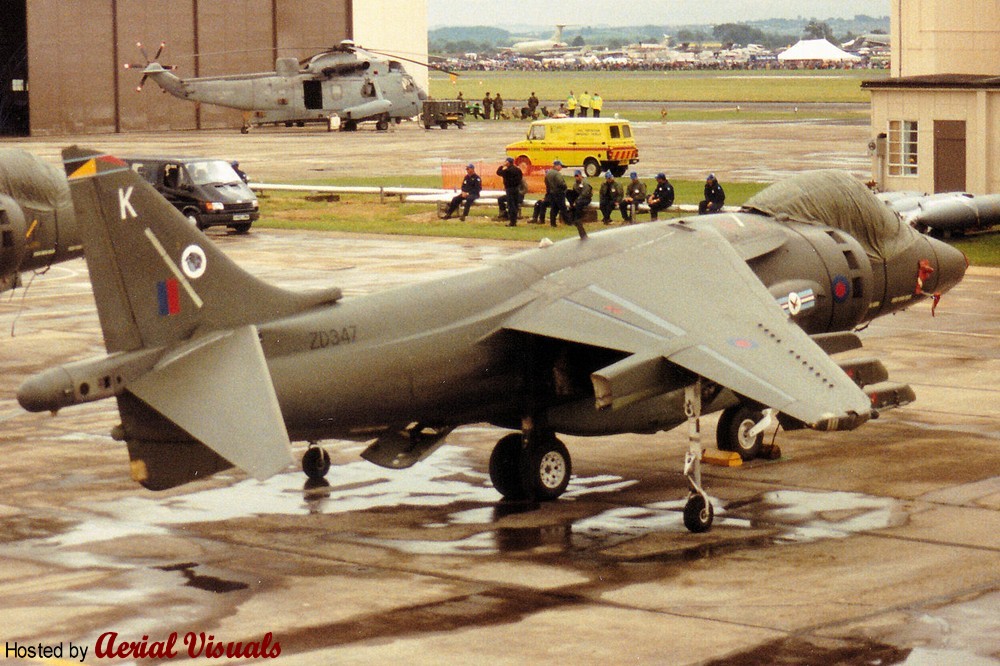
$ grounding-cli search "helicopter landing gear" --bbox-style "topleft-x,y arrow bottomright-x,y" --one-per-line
340,120 -> 358,132
682,380 -> 714,533
302,443 -> 331,480
489,421 -> 572,502
240,112 -> 252,134
375,115 -> 389,131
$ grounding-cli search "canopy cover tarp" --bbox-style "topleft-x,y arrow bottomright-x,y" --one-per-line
778,39 -> 861,62
0,149 -> 72,214
743,170 -> 913,262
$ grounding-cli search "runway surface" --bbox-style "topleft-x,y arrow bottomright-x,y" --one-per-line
1,228 -> 998,665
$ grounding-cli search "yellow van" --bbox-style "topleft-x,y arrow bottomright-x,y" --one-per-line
505,118 -> 639,177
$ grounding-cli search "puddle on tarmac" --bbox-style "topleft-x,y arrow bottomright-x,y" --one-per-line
31,444 -> 907,561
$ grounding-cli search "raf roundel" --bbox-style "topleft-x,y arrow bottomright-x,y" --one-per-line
181,245 -> 207,279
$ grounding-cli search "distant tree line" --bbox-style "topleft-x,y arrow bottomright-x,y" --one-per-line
429,16 -> 888,55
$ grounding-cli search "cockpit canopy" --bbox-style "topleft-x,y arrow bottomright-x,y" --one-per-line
744,170 -> 915,262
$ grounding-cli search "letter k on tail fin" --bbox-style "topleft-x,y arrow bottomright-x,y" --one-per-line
63,146 -> 341,353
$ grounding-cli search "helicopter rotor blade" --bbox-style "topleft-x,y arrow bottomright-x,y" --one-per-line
153,41 -> 166,61
360,47 -> 460,77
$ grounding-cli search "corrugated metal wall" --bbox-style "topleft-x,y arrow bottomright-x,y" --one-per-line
27,0 -> 351,135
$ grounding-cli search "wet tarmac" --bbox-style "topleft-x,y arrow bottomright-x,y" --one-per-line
10,115 -> 872,185
1,230 -> 998,665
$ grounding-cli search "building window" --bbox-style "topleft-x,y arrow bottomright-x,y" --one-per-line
888,120 -> 918,176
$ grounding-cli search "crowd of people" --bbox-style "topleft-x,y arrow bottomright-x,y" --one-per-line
457,89 -> 608,121
443,162 -> 727,227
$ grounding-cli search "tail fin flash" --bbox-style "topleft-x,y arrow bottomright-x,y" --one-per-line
63,146 -> 340,353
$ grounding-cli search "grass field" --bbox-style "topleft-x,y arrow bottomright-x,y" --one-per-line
255,176 -> 1000,267
255,177 -> 769,242
430,69 -> 884,105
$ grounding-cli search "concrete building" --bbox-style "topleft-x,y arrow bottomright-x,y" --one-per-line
863,0 -> 1000,194
0,0 -> 427,136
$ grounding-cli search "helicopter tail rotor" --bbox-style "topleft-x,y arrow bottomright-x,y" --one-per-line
123,41 -> 176,92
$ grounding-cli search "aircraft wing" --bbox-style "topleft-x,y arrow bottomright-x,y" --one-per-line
504,223 -> 872,430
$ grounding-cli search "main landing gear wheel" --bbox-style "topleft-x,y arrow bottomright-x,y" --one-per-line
527,436 -> 571,501
488,432 -> 572,502
302,445 -> 331,480
716,404 -> 765,461
683,494 -> 714,533
489,433 -> 528,500
376,118 -> 389,131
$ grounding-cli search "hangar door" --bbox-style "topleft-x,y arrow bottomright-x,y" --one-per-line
0,0 -> 29,136
934,120 -> 966,193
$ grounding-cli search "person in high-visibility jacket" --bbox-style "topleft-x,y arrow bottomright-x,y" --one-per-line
590,92 -> 603,118
566,91 -> 577,118
578,91 -> 591,117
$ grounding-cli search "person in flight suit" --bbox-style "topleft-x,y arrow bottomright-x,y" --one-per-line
566,169 -> 593,224
647,173 -> 675,220
599,171 -> 623,224
699,173 -> 726,214
443,163 -> 482,221
544,160 -> 570,227
620,172 -> 647,223
496,157 -> 524,227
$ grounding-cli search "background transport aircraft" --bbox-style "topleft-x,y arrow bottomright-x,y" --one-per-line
18,149 -> 966,533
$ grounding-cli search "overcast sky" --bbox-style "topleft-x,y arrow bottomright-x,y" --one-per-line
428,0 -> 890,28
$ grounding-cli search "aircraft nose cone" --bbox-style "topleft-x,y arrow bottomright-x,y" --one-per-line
933,238 -> 968,295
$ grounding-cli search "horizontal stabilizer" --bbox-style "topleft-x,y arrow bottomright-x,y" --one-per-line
128,325 -> 293,480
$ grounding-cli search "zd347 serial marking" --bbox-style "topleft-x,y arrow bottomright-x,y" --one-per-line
309,326 -> 358,350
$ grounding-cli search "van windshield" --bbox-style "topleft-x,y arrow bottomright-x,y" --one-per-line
528,125 -> 546,140
186,160 -> 242,186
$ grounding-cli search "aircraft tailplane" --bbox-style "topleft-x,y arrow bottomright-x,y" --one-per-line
62,146 -> 341,354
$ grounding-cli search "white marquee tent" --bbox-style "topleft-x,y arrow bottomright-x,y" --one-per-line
778,39 -> 861,62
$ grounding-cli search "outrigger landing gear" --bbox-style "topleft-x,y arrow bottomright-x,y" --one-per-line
682,380 -> 714,533
489,418 -> 572,502
302,442 -> 331,480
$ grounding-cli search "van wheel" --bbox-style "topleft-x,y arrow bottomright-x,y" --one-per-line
183,208 -> 205,230
514,155 -> 531,172
583,158 -> 601,178
611,165 -> 628,178
231,223 -> 251,234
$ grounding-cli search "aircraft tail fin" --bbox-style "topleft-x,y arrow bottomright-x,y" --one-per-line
63,146 -> 340,353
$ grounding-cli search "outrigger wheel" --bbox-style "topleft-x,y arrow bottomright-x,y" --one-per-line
489,431 -> 572,502
302,444 -> 331,480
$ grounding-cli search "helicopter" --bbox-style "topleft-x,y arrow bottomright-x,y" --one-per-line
125,40 -> 430,133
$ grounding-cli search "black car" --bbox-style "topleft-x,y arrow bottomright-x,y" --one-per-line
123,157 -> 259,233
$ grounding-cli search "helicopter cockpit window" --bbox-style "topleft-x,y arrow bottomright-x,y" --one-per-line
528,125 -> 546,141
401,76 -> 415,92
389,61 -> 403,72
361,80 -> 376,98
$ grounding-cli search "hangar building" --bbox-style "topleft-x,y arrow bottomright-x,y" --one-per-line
0,0 -> 427,136
863,0 -> 999,194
